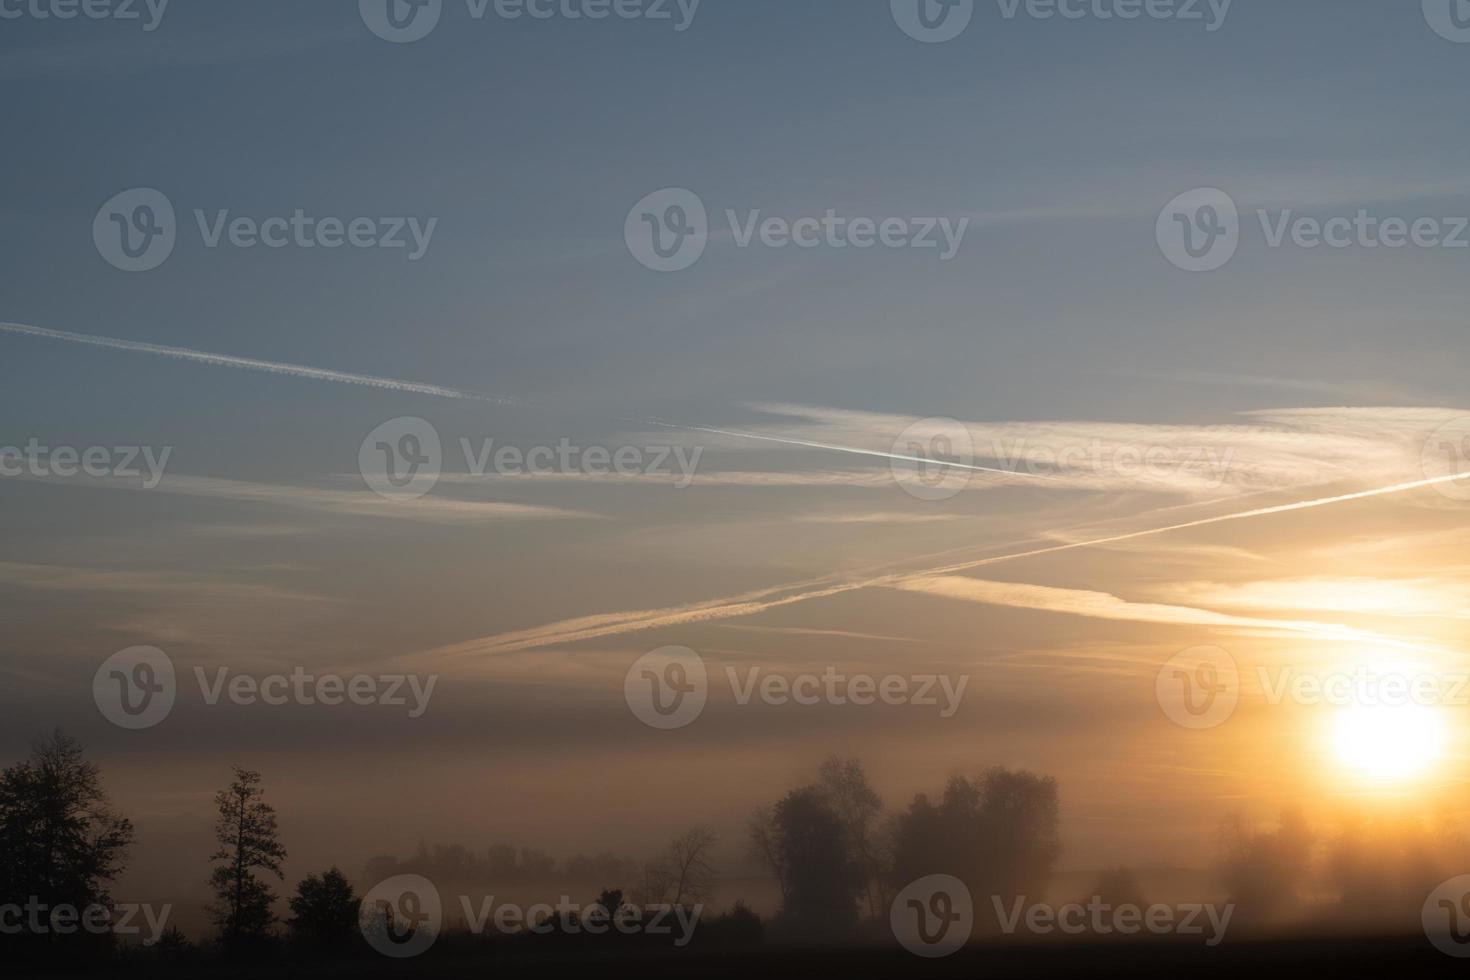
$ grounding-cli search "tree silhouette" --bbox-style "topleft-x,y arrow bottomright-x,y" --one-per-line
1325,809 -> 1457,929
1086,866 -> 1147,910
288,867 -> 360,948
208,766 -> 287,949
769,786 -> 864,934
596,888 -> 625,918
0,732 -> 133,955
747,805 -> 789,907
818,756 -> 887,918
1219,808 -> 1313,925
889,768 -> 1061,927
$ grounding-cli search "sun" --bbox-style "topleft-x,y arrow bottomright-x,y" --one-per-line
1330,703 -> 1446,782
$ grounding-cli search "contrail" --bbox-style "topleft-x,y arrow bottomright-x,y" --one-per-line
633,418 -> 1050,481
0,321 -> 516,405
2,321 -> 1044,479
436,468 -> 1470,653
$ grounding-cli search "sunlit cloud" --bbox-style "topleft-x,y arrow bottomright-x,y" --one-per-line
1164,577 -> 1470,620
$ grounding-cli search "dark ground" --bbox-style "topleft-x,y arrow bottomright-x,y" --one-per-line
13,934 -> 1463,979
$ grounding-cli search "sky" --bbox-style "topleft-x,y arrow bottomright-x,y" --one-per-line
3,0 -> 1470,928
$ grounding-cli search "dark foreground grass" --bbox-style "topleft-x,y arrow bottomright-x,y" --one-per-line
13,933 -> 1461,980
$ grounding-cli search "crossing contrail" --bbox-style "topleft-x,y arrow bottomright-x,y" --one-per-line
8,321 -> 1464,654
429,466 -> 1470,652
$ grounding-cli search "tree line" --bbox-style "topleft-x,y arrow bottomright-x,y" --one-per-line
6,729 -> 1450,968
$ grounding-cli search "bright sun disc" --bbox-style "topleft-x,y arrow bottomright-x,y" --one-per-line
1330,703 -> 1445,781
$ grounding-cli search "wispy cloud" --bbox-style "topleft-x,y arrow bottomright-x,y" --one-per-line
0,561 -> 336,605
891,575 -> 1405,647
1162,577 -> 1470,621
10,470 -> 592,525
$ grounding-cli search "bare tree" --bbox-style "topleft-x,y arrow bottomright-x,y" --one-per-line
747,805 -> 789,905
638,828 -> 717,908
